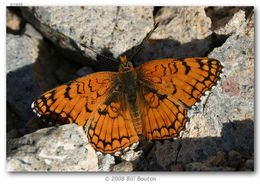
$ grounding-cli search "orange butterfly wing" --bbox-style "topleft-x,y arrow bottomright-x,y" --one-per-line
32,72 -> 117,127
136,57 -> 223,140
86,93 -> 139,153
138,85 -> 188,140
32,71 -> 139,153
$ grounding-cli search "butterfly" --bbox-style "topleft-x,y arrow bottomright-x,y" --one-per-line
31,23 -> 224,154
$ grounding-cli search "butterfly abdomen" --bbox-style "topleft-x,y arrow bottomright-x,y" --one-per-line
128,102 -> 143,135
117,69 -> 143,134
118,70 -> 138,102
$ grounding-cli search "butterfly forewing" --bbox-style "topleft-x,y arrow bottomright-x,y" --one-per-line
136,57 -> 223,109
32,72 -> 117,127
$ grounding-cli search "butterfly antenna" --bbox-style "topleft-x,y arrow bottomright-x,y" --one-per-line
80,43 -> 119,64
130,22 -> 160,62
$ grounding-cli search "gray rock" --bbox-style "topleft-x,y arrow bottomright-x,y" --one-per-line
6,8 -> 23,34
7,124 -> 98,171
242,159 -> 254,171
185,162 -> 235,171
6,24 -> 42,125
6,24 -> 41,73
21,6 -> 154,68
97,153 -> 115,171
129,6 -> 227,66
228,150 -> 243,169
112,161 -> 133,172
155,7 -> 212,43
208,10 -> 254,123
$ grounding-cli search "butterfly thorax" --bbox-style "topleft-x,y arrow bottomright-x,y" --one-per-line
118,56 -> 137,103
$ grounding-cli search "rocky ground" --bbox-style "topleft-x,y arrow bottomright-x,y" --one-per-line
6,6 -> 254,171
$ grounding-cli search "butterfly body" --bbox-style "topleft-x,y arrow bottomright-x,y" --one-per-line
32,57 -> 223,154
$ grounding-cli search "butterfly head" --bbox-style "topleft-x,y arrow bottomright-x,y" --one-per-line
119,55 -> 134,72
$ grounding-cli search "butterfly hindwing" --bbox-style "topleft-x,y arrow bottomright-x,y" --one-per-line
86,91 -> 139,153
138,85 -> 188,140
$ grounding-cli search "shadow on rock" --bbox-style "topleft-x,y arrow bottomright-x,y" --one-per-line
131,119 -> 254,171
